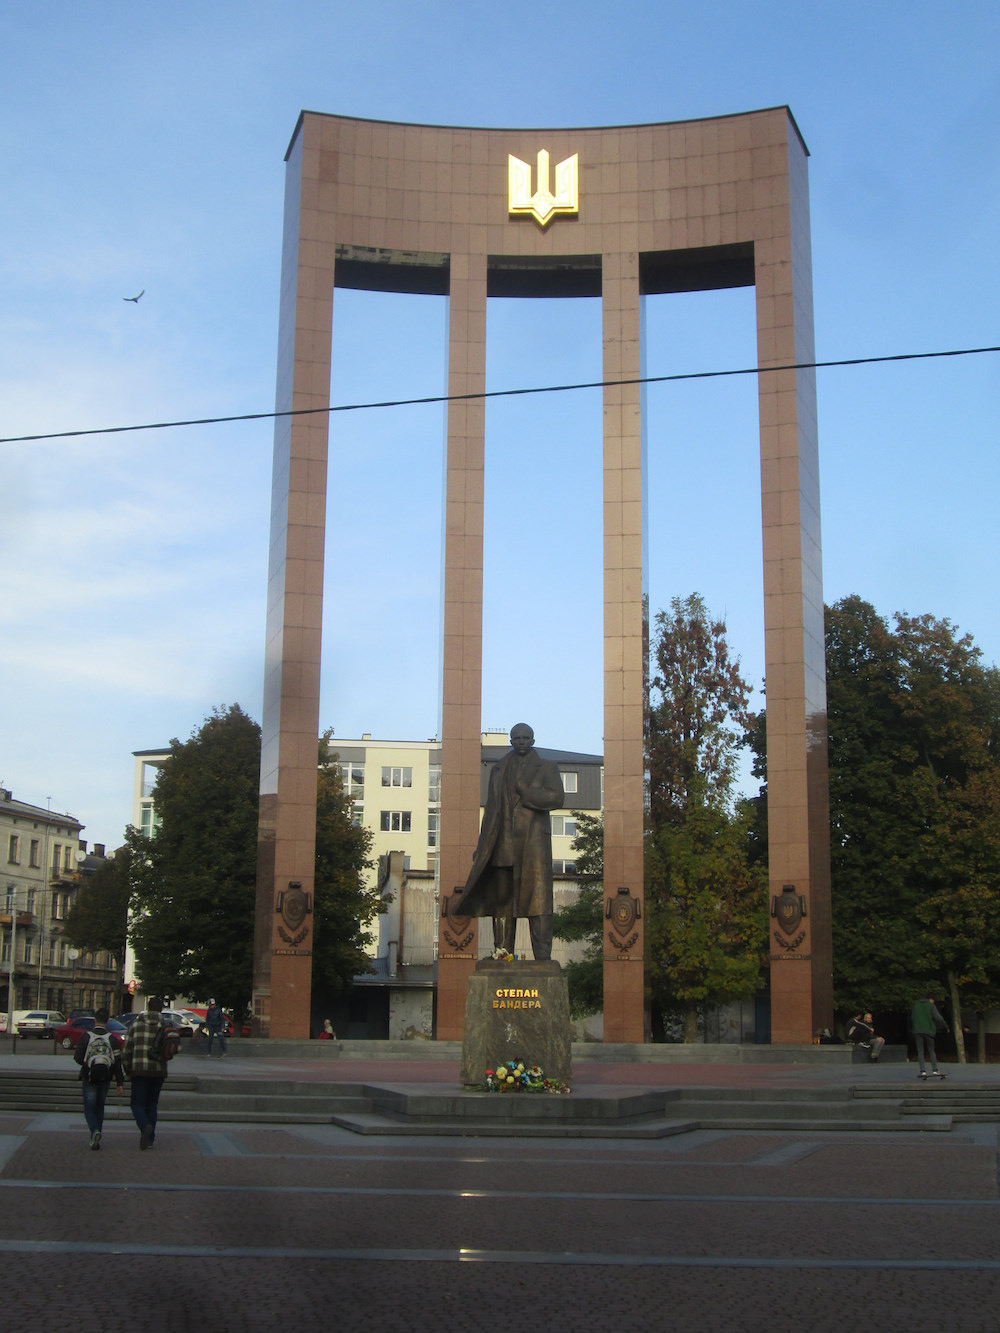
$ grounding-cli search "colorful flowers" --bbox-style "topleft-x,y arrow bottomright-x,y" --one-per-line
482,1058 -> 570,1094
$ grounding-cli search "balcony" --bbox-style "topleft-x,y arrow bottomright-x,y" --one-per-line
0,910 -> 35,929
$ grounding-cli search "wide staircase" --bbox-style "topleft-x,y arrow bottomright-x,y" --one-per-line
0,1070 -> 372,1125
3,1069 -> 998,1136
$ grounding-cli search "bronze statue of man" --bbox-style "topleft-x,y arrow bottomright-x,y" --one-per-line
454,723 -> 564,960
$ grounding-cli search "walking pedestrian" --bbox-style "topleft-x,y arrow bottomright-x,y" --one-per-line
205,999 -> 227,1059
122,995 -> 169,1148
73,1007 -> 124,1150
911,995 -> 948,1079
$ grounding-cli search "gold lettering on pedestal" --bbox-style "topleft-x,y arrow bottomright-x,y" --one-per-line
492,987 -> 542,1010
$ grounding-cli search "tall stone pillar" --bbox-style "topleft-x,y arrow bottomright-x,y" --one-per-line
601,251 -> 647,1043
252,123 -> 332,1038
436,251 -> 488,1040
756,127 -> 832,1041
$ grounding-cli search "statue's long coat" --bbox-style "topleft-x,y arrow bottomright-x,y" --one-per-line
455,747 -> 564,920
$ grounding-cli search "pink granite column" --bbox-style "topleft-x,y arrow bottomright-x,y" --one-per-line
601,250 -> 647,1043
436,250 -> 488,1040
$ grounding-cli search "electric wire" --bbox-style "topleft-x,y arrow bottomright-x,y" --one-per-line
1,342 -> 997,445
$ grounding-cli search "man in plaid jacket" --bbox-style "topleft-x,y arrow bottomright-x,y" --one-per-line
122,995 -> 168,1149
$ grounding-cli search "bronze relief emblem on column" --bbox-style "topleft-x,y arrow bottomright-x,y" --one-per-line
276,880 -> 312,947
441,887 -> 474,951
771,883 -> 807,951
606,886 -> 640,952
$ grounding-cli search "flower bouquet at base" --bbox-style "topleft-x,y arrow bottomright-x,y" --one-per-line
482,1058 -> 570,1094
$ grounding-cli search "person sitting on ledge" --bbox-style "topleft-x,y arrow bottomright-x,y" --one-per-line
847,1011 -> 885,1061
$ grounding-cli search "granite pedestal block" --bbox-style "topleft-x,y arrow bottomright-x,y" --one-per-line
460,960 -> 572,1086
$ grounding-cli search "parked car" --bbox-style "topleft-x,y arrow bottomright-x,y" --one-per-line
112,1012 -> 139,1028
69,1008 -> 96,1022
160,1009 -> 202,1037
54,1016 -> 128,1050
16,1010 -> 68,1039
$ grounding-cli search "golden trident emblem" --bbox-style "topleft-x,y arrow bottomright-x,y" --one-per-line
508,150 -> 579,226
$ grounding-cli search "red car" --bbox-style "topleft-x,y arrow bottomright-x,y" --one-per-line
54,1016 -> 128,1050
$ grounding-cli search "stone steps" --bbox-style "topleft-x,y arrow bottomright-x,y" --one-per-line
0,1070 -> 370,1123
3,1068 -> 994,1135
853,1084 -> 1000,1123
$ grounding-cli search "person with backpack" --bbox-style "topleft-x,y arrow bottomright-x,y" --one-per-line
122,995 -> 175,1149
73,1007 -> 124,1151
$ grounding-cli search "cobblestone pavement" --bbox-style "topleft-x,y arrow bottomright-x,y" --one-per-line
2,1100 -> 1000,1333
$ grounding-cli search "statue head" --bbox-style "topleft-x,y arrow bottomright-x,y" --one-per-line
509,723 -> 534,756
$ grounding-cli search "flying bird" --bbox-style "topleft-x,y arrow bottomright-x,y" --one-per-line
123,290 -> 144,303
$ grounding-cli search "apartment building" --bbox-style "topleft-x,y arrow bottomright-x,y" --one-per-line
1,788 -> 117,1017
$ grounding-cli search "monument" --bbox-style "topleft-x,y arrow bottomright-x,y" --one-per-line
253,108 -> 832,1046
453,724 -> 563,958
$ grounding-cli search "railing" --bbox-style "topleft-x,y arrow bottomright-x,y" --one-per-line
0,911 -> 34,928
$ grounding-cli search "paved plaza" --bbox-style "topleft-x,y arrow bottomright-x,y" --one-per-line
3,1049 -> 1000,1332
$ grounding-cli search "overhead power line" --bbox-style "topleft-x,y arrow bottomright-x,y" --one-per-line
1,342 -> 997,445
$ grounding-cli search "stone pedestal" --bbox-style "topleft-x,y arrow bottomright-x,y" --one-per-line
460,960 -> 572,1086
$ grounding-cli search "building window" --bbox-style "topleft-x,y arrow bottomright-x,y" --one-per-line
0,940 -> 8,966
553,860 -> 578,875
63,845 -> 73,871
23,940 -> 33,965
350,806 -> 364,828
26,889 -> 35,913
7,835 -> 19,864
427,812 -> 439,848
428,764 -> 441,803
340,763 -> 365,793
381,767 -> 412,788
4,887 -> 13,911
561,771 -> 578,794
551,816 -> 578,838
51,844 -> 61,874
380,811 -> 412,833
29,840 -> 40,868
140,804 -> 162,838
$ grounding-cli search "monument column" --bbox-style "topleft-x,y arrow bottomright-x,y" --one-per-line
436,250 -> 488,1040
601,250 -> 647,1043
756,124 -> 832,1041
252,120 -> 333,1037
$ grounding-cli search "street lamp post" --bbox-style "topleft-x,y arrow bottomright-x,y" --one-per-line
4,889 -> 24,1025
68,948 -> 80,1013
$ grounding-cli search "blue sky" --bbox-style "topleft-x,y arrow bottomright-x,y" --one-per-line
1,2 -> 997,846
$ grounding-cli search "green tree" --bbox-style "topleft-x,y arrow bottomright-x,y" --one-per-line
63,847 -> 133,1004
826,597 -> 1000,1052
645,594 -> 767,1040
552,812 -> 604,1019
127,705 -> 261,1017
312,731 -> 381,995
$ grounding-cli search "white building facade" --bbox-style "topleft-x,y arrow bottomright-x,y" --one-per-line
1,788 -> 117,1019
